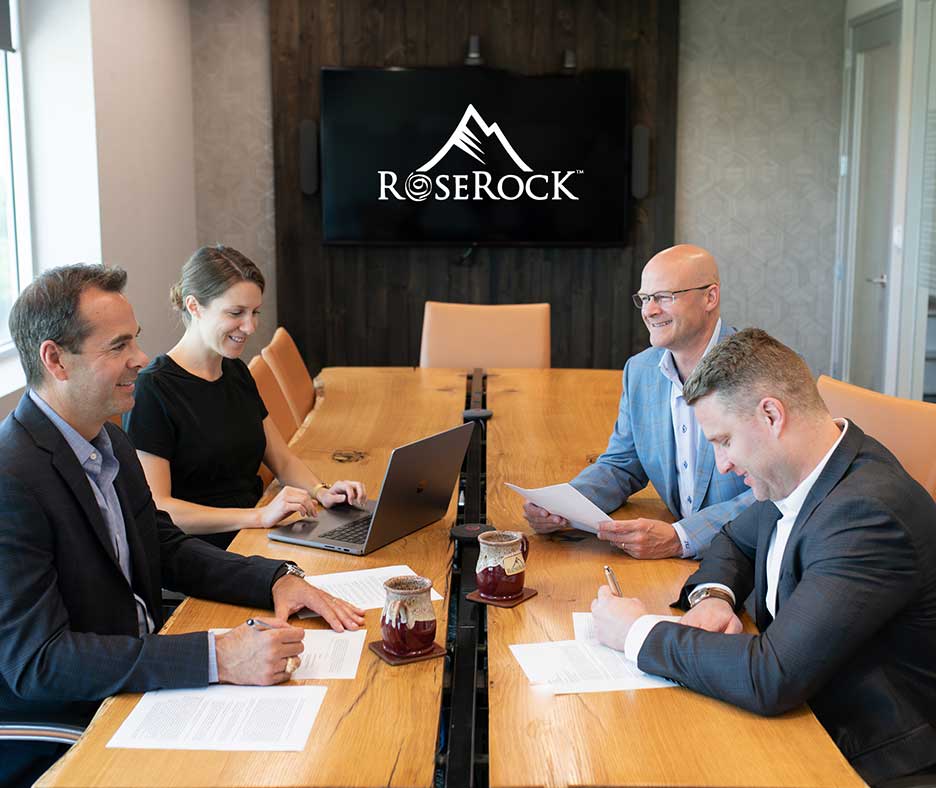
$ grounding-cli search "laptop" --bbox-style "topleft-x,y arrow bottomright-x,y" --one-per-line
268,422 -> 475,555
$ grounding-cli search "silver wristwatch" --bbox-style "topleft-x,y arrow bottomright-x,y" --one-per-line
283,562 -> 306,580
687,585 -> 734,609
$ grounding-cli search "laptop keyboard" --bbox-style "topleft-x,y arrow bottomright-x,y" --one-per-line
323,515 -> 373,544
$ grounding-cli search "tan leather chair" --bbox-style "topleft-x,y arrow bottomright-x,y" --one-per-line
817,374 -> 936,499
419,301 -> 551,369
249,354 -> 299,491
262,327 -> 316,427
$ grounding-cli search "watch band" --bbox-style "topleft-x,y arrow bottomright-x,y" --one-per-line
688,586 -> 735,609
311,482 -> 330,501
272,561 -> 306,586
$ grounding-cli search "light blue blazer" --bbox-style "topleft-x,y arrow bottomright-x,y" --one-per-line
570,323 -> 754,556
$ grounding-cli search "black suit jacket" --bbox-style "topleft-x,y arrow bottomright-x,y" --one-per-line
0,394 -> 285,727
637,422 -> 936,785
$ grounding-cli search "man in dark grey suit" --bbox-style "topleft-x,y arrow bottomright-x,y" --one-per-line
592,328 -> 936,787
0,265 -> 365,787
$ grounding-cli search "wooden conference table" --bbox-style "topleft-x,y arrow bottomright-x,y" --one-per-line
39,367 -> 864,788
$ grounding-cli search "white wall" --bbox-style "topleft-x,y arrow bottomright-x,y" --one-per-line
91,0 -> 197,359
1,0 -> 197,415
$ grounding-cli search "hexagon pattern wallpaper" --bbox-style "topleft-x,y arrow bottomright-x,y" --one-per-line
675,0 -> 845,374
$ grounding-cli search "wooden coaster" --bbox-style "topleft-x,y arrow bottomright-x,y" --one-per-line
465,587 -> 538,608
368,640 -> 446,666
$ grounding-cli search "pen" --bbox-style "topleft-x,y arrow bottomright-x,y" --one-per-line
603,565 -> 623,597
246,618 -> 272,630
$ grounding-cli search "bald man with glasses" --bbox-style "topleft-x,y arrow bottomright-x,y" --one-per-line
524,244 -> 755,558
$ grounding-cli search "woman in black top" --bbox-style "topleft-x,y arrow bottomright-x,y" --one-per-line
125,245 -> 365,549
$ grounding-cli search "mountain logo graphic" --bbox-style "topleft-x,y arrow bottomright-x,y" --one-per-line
416,104 -> 533,174
378,104 -> 581,203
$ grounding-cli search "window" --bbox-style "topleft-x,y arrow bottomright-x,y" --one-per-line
0,0 -> 31,354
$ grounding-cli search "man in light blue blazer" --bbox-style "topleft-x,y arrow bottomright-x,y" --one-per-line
524,244 -> 754,558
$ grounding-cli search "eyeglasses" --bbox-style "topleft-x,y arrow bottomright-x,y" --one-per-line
631,283 -> 716,309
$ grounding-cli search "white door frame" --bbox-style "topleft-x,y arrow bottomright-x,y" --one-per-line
832,0 -> 920,396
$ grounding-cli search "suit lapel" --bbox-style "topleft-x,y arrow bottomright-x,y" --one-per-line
692,440 -> 716,512
689,323 -> 734,511
772,422 -> 863,618
753,502 -> 781,630
112,464 -> 157,615
16,395 -> 123,572
649,366 -> 680,515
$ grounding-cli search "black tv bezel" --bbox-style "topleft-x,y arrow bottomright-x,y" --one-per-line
318,65 -> 634,248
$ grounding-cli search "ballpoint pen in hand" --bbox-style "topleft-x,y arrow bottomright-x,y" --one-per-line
246,619 -> 300,673
603,565 -> 623,597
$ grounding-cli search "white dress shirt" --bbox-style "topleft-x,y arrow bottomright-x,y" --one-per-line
623,418 -> 848,662
657,318 -> 722,557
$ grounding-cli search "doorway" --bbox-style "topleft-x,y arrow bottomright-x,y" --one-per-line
834,5 -> 901,393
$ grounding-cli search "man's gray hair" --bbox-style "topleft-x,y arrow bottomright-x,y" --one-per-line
682,327 -> 826,416
9,263 -> 128,388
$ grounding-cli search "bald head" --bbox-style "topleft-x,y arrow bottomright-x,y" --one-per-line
637,244 -> 722,368
642,244 -> 720,289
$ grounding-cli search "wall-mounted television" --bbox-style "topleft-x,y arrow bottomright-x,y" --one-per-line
319,67 -> 631,246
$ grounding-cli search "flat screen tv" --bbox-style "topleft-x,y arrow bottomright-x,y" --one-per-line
319,67 -> 631,246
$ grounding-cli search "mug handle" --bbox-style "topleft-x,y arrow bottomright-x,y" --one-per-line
519,533 -> 530,560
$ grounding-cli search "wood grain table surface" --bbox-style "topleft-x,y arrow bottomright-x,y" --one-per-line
38,367 -> 864,787
483,368 -> 864,788
39,367 -> 466,788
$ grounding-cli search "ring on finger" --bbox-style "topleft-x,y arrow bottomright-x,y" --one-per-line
284,656 -> 300,674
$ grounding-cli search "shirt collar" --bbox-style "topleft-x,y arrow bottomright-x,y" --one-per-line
659,318 -> 723,390
28,389 -> 113,472
773,418 -> 848,520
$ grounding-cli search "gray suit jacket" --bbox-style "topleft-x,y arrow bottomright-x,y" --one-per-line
638,422 -> 936,785
0,394 -> 284,728
570,322 -> 754,556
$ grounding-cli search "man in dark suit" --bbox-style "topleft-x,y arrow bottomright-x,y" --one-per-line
0,264 -> 365,787
592,328 -> 936,787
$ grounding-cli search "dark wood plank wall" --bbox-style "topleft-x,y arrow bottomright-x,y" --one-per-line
270,0 -> 678,371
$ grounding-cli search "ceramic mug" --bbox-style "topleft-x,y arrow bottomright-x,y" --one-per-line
380,575 -> 437,657
476,530 -> 530,600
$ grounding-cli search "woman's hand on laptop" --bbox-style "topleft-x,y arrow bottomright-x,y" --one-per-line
272,574 -> 366,632
256,485 -> 320,528
317,480 -> 367,508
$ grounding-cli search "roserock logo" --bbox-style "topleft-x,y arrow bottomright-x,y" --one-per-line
378,104 -> 582,202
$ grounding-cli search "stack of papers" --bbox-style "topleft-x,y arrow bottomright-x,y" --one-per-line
509,612 -> 680,694
299,564 -> 443,615
107,685 -> 327,751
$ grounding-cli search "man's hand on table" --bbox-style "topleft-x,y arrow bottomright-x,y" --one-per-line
597,518 -> 681,559
272,574 -> 366,632
590,585 -> 648,651
523,501 -> 572,533
215,618 -> 304,685
680,597 -> 743,634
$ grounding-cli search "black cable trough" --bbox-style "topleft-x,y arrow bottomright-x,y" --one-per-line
436,369 -> 493,788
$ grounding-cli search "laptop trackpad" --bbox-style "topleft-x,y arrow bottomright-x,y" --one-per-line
278,500 -> 375,538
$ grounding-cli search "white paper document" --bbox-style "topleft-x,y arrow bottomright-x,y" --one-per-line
299,564 -> 443,617
510,612 -> 681,694
212,628 -> 366,680
504,482 -> 609,534
106,685 -> 326,751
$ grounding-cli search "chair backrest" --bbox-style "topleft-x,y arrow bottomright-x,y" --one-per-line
248,354 -> 298,443
261,327 -> 316,426
817,374 -> 936,498
419,301 -> 551,369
